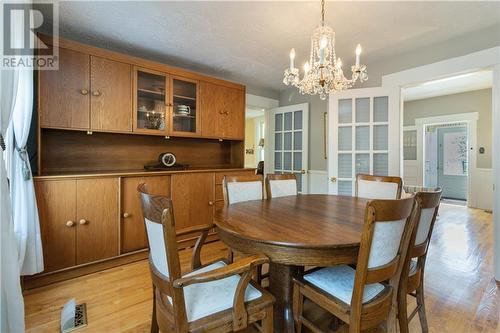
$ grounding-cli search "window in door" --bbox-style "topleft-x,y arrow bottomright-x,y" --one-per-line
336,96 -> 389,195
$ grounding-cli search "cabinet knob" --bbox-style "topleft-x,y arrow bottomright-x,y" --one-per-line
66,220 -> 74,227
80,89 -> 89,95
208,201 -> 214,206
79,219 -> 87,225
92,90 -> 101,96
225,111 -> 229,115
123,212 -> 130,218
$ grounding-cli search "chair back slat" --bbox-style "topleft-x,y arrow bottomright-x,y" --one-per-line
356,174 -> 403,199
265,174 -> 298,198
223,175 -> 264,205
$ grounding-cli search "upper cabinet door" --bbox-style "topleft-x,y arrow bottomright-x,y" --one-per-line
222,88 -> 245,140
39,47 -> 90,130
90,56 -> 132,132
169,77 -> 200,137
200,81 -> 245,140
133,67 -> 169,135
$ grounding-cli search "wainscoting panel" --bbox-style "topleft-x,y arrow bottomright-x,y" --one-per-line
469,168 -> 493,211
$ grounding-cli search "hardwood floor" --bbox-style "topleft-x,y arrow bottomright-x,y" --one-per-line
24,204 -> 499,332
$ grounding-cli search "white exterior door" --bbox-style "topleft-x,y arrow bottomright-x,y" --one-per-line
328,87 -> 395,195
266,103 -> 309,193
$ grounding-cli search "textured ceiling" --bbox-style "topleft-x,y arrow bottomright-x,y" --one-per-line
44,1 -> 500,95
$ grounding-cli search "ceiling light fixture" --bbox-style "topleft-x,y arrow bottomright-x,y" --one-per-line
283,0 -> 368,100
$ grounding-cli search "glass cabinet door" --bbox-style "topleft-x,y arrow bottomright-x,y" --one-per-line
133,67 -> 168,134
170,77 -> 199,136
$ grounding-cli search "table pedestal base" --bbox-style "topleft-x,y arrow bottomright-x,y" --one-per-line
269,263 -> 303,333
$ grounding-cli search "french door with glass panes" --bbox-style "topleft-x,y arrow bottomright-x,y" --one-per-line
328,88 -> 392,195
266,103 -> 309,193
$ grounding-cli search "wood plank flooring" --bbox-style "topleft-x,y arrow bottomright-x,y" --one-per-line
24,204 -> 500,332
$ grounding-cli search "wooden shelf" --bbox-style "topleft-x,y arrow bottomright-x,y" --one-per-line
138,88 -> 165,96
173,114 -> 196,119
173,94 -> 196,101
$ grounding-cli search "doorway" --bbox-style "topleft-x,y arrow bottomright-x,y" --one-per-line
429,123 -> 468,201
244,106 -> 265,169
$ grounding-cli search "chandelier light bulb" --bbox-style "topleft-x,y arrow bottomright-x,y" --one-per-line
304,61 -> 310,74
336,58 -> 342,69
289,48 -> 296,69
355,44 -> 362,66
320,36 -> 328,49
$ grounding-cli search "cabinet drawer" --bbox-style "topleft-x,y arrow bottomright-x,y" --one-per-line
215,170 -> 255,184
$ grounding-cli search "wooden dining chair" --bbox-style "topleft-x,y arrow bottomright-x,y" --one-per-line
265,174 -> 298,198
222,175 -> 266,280
293,197 -> 417,333
355,174 -> 403,200
137,184 -> 274,333
222,174 -> 264,205
398,186 -> 442,333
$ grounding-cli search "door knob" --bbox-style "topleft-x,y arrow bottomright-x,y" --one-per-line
301,169 -> 307,174
92,90 -> 101,96
79,219 -> 87,225
123,212 -> 130,218
80,89 -> 89,95
66,220 -> 74,227
330,177 -> 337,182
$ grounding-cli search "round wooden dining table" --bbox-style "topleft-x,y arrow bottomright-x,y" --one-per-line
214,194 -> 370,333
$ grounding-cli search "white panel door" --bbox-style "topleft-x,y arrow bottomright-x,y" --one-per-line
328,87 -> 394,195
266,103 -> 309,193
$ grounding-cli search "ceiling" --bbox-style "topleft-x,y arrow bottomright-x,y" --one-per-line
45,1 -> 500,94
404,71 -> 493,101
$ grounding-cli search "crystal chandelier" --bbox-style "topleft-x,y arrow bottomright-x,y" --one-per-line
283,0 -> 368,100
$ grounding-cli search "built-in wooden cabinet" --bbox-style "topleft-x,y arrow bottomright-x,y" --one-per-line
35,178 -> 119,273
133,67 -> 169,135
89,56 -> 132,132
39,48 -> 90,130
200,81 -> 245,140
171,173 -> 215,230
120,175 -> 171,253
39,48 -> 132,133
170,77 -> 200,137
38,36 -> 244,141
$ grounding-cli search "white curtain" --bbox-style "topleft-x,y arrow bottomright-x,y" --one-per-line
0,67 -> 25,333
5,64 -> 44,275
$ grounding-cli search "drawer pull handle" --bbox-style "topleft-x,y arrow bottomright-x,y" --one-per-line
208,201 -> 214,206
66,220 -> 74,227
92,90 -> 101,97
79,219 -> 88,225
80,89 -> 89,95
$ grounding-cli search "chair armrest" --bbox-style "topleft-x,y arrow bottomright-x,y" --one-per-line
176,223 -> 215,237
176,223 -> 215,270
173,254 -> 269,288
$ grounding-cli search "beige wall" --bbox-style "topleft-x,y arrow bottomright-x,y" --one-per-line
279,88 -> 327,171
244,118 -> 256,168
404,88 -> 492,168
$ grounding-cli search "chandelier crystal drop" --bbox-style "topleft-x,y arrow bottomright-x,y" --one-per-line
283,0 -> 368,100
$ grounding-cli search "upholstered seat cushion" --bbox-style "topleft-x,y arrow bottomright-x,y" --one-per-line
177,261 -> 263,322
303,265 -> 386,305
